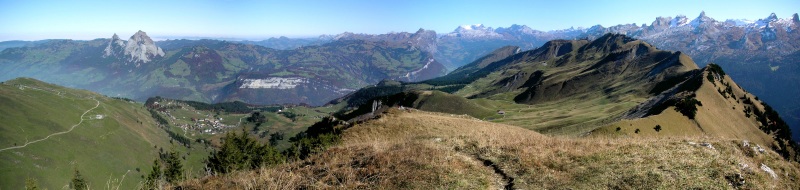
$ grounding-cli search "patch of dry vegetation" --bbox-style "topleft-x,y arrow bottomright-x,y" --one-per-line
179,109 -> 800,189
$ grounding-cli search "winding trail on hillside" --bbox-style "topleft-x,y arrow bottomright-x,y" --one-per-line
474,155 -> 515,190
0,98 -> 100,153
454,150 -> 515,190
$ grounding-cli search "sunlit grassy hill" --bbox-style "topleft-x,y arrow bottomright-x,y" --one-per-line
0,78 -> 180,189
180,109 -> 800,189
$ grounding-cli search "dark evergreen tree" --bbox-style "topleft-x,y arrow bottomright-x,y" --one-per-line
207,129 -> 284,174
70,169 -> 88,190
163,151 -> 183,183
143,159 -> 162,190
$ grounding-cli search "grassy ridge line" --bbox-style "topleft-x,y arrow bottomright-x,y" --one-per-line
0,98 -> 99,152
179,109 -> 800,189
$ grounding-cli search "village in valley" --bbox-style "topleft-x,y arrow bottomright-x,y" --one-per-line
144,97 -> 341,148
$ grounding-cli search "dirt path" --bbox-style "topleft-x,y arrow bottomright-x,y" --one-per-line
474,155 -> 515,190
0,98 -> 100,153
454,151 -> 515,190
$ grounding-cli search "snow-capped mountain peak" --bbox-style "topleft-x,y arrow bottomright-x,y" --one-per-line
670,15 -> 689,28
457,24 -> 488,31
725,19 -> 755,27
447,24 -> 501,38
496,24 -> 539,35
754,13 -> 780,29
766,13 -> 779,22
689,11 -> 717,27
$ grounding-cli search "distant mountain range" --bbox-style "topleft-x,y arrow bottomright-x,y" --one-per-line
313,12 -> 800,141
0,31 -> 446,105
1,12 -> 798,140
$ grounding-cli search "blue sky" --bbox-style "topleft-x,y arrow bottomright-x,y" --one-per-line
1,0 -> 798,41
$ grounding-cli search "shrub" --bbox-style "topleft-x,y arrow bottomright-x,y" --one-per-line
207,130 -> 284,174
284,117 -> 344,160
143,159 -> 162,189
163,151 -> 183,183
70,169 -> 88,190
654,125 -> 662,132
707,63 -> 726,76
25,178 -> 38,190
674,96 -> 702,119
280,111 -> 301,122
246,111 -> 267,124
269,132 -> 285,146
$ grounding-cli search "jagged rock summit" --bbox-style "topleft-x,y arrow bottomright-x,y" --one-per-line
103,30 -> 165,65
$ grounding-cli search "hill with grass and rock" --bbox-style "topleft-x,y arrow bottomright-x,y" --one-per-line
0,77 -> 339,189
334,33 -> 799,161
335,12 -> 800,141
179,108 -> 800,189
170,33 -> 800,189
4,33 -> 799,189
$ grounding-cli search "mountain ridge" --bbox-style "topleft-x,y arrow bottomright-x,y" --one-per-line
2,11 -> 799,140
0,31 -> 446,106
333,34 -> 798,161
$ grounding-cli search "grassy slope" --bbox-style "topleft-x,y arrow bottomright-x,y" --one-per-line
0,78 -> 179,189
411,91 -> 496,119
594,69 -> 775,147
180,109 -> 800,189
447,38 -> 694,136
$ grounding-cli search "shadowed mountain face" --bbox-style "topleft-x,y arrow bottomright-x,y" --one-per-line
335,33 -> 798,161
0,31 -> 446,106
437,13 -> 800,141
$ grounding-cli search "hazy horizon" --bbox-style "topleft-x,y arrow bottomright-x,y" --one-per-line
2,0 -> 799,41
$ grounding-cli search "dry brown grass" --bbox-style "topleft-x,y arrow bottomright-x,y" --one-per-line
179,109 -> 800,189
595,69 -> 776,147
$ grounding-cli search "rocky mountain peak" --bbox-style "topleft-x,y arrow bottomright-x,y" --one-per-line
670,15 -> 689,27
649,16 -> 673,30
102,30 -> 165,65
766,13 -> 778,22
689,11 -> 717,27
412,28 -> 436,37
793,13 -> 799,23
123,30 -> 165,64
103,33 -> 127,57
128,30 -> 155,46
